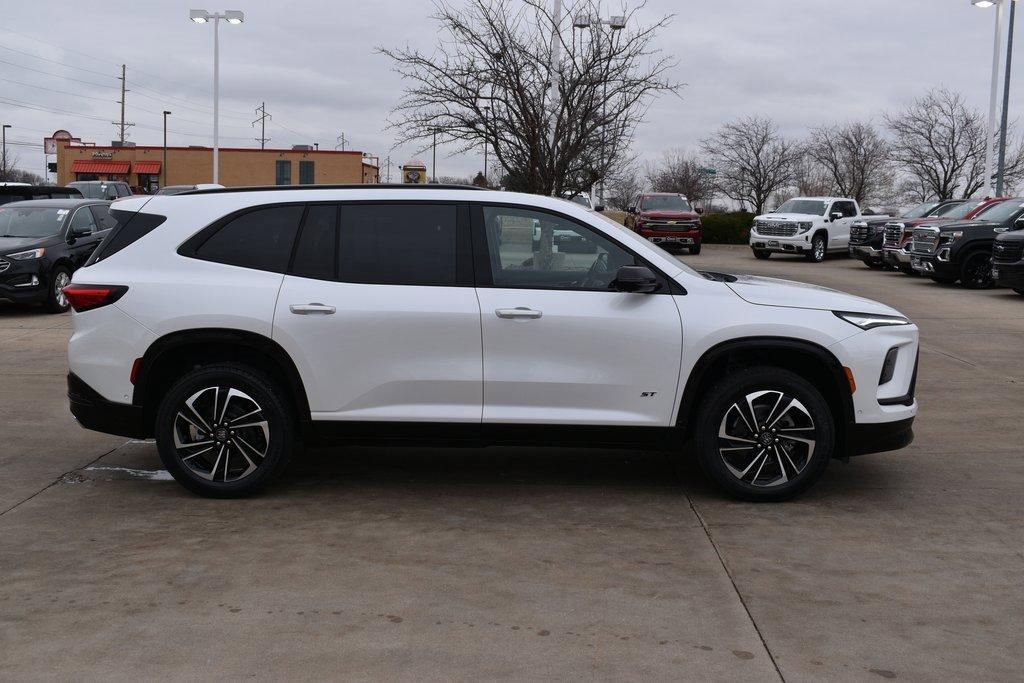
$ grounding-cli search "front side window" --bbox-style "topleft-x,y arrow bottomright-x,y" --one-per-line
291,204 -> 337,280
832,201 -> 857,218
338,204 -> 457,286
196,205 -> 303,273
973,200 -> 1024,223
299,160 -> 315,185
482,206 -> 637,291
90,205 -> 118,230
275,160 -> 292,186
68,207 -> 97,234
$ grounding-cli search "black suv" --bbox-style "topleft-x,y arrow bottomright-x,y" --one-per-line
0,199 -> 115,312
991,228 -> 1024,295
0,184 -> 83,206
849,200 -> 962,269
910,199 -> 1024,288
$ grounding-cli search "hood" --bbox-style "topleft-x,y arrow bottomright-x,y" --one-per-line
639,210 -> 699,220
0,235 -> 53,253
919,219 -> 997,232
995,228 -> 1024,242
725,274 -> 901,315
756,212 -> 820,221
894,216 -> 953,228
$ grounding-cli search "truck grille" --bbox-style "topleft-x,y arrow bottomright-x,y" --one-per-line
755,222 -> 798,237
911,227 -> 940,254
883,223 -> 905,249
992,240 -> 1023,262
850,225 -> 872,243
644,219 -> 700,231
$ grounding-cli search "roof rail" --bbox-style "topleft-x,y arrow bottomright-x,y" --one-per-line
179,183 -> 488,196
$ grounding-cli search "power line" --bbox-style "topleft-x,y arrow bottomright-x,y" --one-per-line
0,76 -> 115,103
0,56 -> 118,90
0,43 -> 119,80
253,102 -> 271,149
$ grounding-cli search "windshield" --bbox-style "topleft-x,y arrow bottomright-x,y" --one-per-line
156,185 -> 193,195
642,195 -> 692,212
932,201 -> 965,217
773,199 -> 826,216
973,199 -> 1024,222
0,206 -> 66,238
566,194 -> 592,208
902,202 -> 940,219
940,199 -> 985,220
69,183 -> 106,199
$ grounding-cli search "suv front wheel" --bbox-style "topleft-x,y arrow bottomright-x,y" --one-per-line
155,363 -> 294,498
693,367 -> 834,501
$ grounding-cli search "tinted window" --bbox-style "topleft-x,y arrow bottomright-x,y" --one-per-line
197,205 -> 303,273
299,160 -> 315,185
275,160 -> 291,186
86,210 -> 168,265
482,206 -> 637,290
90,205 -> 118,230
291,204 -> 337,280
833,201 -> 857,217
338,204 -> 457,286
68,207 -> 97,234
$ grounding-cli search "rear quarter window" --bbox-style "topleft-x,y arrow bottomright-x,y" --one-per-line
193,205 -> 304,273
86,210 -> 168,265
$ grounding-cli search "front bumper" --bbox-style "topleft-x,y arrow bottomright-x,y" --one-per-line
68,373 -> 148,438
991,260 -> 1024,288
750,232 -> 812,253
849,244 -> 884,263
846,417 -> 915,456
0,261 -> 48,304
883,247 -> 912,266
910,252 -> 957,279
640,228 -> 701,247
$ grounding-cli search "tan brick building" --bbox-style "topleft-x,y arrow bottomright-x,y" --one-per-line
56,143 -> 379,192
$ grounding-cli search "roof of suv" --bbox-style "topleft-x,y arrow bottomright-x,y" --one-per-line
3,198 -> 108,209
181,183 -> 486,196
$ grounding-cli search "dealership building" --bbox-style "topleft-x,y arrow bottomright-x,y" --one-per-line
54,141 -> 380,191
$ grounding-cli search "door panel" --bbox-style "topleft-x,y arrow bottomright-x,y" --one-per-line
477,288 -> 683,425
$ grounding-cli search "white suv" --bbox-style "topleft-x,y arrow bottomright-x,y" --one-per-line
65,186 -> 919,501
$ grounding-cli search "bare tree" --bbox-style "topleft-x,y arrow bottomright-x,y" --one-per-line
0,150 -> 21,182
701,116 -> 798,214
380,0 -> 679,197
806,122 -> 891,203
605,163 -> 644,210
790,152 -> 834,198
645,150 -> 714,206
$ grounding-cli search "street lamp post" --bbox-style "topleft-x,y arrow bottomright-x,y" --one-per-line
162,111 -> 171,190
997,0 -> 1017,196
1,124 -> 10,180
574,13 -> 626,208
190,9 -> 244,184
973,0 -> 1009,197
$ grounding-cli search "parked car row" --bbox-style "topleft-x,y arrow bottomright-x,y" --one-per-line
747,193 -> 1024,296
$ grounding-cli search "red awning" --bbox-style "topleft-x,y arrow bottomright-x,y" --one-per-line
71,160 -> 131,174
133,161 -> 161,174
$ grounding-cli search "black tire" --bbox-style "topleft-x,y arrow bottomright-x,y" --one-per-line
752,249 -> 771,260
44,265 -> 72,313
806,234 -> 827,262
930,276 -> 957,285
898,265 -> 918,276
865,260 -> 883,270
155,363 -> 294,498
692,366 -> 835,502
960,251 -> 994,289
689,244 -> 702,255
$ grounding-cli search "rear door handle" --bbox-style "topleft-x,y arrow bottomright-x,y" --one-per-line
290,303 -> 336,315
495,307 -> 542,319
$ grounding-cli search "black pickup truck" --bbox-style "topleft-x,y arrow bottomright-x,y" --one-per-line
910,199 -> 1024,288
849,200 -> 963,269
991,228 -> 1024,295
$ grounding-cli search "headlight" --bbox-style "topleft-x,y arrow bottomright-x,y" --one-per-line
939,230 -> 963,243
833,311 -> 911,330
6,248 -> 45,260
796,221 -> 813,232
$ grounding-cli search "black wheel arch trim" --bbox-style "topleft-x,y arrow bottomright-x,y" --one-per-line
132,328 -> 312,431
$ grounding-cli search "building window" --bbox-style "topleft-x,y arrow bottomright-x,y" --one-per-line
275,160 -> 292,185
299,160 -> 315,185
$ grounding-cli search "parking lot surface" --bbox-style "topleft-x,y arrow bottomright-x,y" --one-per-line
1,245 -> 1022,680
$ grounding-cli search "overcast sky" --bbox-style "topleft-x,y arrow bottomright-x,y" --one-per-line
0,0 -> 1016,182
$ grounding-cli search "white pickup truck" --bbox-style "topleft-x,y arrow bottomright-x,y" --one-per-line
749,196 -> 887,262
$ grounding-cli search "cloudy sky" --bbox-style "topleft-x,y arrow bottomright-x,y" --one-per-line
0,0 -> 1015,182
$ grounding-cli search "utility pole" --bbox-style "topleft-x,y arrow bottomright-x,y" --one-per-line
335,133 -> 347,151
252,102 -> 271,149
162,111 -> 171,189
432,132 -> 437,181
997,0 -> 1017,197
384,155 -> 391,183
112,64 -> 135,143
1,124 -> 9,180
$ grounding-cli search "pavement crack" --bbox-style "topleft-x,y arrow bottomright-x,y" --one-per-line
0,443 -> 125,518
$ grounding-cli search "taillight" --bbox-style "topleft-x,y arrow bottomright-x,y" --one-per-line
62,284 -> 128,312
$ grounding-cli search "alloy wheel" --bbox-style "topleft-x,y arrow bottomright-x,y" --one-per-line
963,254 -> 993,289
716,389 -> 816,488
54,271 -> 70,308
173,386 -> 269,482
814,239 -> 825,261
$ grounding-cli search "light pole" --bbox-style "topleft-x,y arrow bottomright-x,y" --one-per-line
483,106 -> 491,182
973,0 -> 1009,197
1,124 -> 10,180
997,0 -> 1017,196
574,12 -> 626,208
190,9 -> 244,184
162,111 -> 171,189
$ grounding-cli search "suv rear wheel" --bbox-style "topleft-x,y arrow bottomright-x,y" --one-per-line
155,363 -> 294,498
693,366 -> 834,501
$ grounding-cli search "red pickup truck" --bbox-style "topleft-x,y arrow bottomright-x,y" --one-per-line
624,193 -> 703,255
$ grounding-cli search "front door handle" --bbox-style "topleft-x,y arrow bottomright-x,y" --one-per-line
495,307 -> 542,319
290,303 -> 336,315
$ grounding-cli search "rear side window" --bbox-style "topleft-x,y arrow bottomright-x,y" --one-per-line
338,204 -> 457,286
86,210 -> 168,265
196,205 -> 303,273
290,204 -> 337,280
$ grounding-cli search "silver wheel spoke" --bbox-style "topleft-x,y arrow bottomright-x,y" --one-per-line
181,445 -> 214,462
173,385 -> 268,484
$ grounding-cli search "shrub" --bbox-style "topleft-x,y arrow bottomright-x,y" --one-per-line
700,211 -> 753,244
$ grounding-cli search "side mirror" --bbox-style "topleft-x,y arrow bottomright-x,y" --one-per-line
627,206 -> 637,214
612,265 -> 659,293
695,207 -> 704,215
69,226 -> 92,239
830,211 -> 843,221
594,205 -> 605,212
